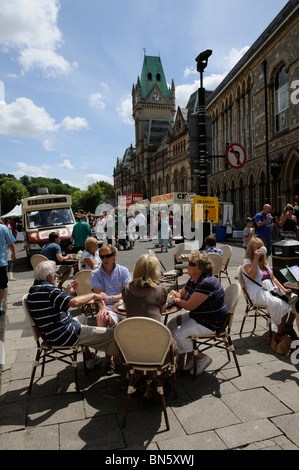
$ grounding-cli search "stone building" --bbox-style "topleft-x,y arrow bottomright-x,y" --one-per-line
114,0 -> 299,225
206,0 -> 299,224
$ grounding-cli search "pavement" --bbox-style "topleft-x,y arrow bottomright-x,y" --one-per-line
1,238 -> 299,452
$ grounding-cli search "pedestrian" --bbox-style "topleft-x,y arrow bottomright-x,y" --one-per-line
127,214 -> 136,249
70,215 -> 92,253
135,210 -> 147,239
279,204 -> 297,240
254,204 -> 274,256
243,217 -> 255,249
0,223 -> 16,315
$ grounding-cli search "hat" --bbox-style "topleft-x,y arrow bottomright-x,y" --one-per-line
284,204 -> 294,211
246,217 -> 253,222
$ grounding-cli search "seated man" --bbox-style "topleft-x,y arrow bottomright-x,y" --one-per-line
41,231 -> 75,289
203,235 -> 223,257
91,244 -> 131,374
27,260 -> 118,369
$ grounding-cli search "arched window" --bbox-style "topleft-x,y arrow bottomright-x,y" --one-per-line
275,64 -> 289,132
147,73 -> 152,81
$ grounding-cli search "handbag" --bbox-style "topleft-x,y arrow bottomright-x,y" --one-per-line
242,269 -> 290,303
270,334 -> 292,355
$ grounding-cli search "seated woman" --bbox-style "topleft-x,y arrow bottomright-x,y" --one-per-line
167,251 -> 229,376
122,254 -> 167,321
242,237 -> 297,338
122,254 -> 168,400
80,237 -> 101,270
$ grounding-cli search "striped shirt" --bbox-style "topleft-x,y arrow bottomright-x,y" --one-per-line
91,264 -> 131,306
27,281 -> 81,346
186,274 -> 229,332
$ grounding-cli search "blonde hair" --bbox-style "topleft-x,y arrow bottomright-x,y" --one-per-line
244,237 -> 267,266
85,236 -> 98,252
132,254 -> 161,287
189,251 -> 213,275
99,244 -> 118,256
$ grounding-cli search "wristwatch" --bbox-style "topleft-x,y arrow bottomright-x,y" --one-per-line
110,296 -> 114,301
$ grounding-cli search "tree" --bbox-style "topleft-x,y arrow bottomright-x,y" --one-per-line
1,179 -> 29,215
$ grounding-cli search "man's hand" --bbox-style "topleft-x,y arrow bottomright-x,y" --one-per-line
65,279 -> 79,295
96,310 -> 115,328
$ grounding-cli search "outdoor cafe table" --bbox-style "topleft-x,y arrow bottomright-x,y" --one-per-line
112,301 -> 181,325
283,281 -> 299,293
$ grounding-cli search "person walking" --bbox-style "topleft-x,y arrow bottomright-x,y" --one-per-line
254,204 -> 274,256
0,223 -> 16,315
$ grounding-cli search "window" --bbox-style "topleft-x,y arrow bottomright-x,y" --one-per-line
275,65 -> 289,132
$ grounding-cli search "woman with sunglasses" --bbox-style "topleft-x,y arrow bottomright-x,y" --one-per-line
167,251 -> 229,376
91,244 -> 131,374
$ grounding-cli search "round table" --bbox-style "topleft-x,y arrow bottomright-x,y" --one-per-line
283,281 -> 299,293
112,301 -> 181,324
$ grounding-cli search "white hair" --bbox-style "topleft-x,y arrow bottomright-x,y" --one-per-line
34,260 -> 56,281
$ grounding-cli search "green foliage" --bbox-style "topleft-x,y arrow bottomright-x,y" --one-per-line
0,174 -> 115,216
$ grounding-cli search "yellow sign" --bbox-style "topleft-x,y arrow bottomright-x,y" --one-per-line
193,196 -> 219,222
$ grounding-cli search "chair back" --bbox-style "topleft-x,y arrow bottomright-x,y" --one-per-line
30,254 -> 49,269
224,282 -> 241,329
22,294 -> 42,343
114,317 -> 172,366
206,253 -> 222,276
220,245 -> 232,268
173,243 -> 191,264
73,270 -> 92,296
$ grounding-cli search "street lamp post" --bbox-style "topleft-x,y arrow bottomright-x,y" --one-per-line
195,49 -> 212,196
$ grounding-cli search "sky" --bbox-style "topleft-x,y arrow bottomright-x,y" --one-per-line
0,0 -> 289,191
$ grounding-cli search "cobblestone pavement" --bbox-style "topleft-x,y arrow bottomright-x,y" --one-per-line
1,239 -> 299,451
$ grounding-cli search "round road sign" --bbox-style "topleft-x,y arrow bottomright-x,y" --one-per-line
226,143 -> 246,169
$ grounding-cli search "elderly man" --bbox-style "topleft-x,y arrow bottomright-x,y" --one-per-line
27,260 -> 118,369
91,244 -> 131,374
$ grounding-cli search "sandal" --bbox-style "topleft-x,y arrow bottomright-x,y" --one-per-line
105,360 -> 115,376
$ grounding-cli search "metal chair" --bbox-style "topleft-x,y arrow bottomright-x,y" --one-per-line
22,294 -> 86,394
237,266 -> 272,337
190,283 -> 242,380
149,249 -> 179,290
73,269 -> 98,316
114,317 -> 177,430
30,254 -> 48,269
219,245 -> 232,284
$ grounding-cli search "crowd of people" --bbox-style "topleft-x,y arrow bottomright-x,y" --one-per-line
2,202 -> 299,406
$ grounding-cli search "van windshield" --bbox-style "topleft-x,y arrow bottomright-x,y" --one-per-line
26,208 -> 74,229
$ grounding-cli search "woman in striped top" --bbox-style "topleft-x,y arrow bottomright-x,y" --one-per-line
167,251 -> 229,376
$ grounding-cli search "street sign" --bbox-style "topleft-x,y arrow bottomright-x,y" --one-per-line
226,143 -> 246,169
193,196 -> 218,222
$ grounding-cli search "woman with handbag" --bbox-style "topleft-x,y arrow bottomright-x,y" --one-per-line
242,237 -> 298,338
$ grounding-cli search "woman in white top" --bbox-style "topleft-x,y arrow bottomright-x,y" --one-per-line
242,237 -> 297,337
80,237 -> 101,270
127,214 -> 136,249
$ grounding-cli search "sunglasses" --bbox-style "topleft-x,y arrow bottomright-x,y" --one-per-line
188,261 -> 196,267
100,252 -> 114,260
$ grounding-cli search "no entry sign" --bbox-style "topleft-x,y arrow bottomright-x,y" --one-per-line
226,143 -> 246,169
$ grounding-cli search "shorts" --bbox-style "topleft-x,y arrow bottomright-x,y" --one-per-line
0,266 -> 8,290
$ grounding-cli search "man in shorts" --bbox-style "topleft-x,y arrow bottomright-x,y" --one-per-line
0,222 -> 16,315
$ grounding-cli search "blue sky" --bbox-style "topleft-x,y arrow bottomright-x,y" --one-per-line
0,0 -> 289,190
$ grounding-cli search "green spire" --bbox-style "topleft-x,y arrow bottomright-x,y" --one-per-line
140,55 -> 171,99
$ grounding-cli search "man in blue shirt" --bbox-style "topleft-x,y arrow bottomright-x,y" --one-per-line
255,204 -> 274,256
0,223 -> 16,315
41,231 -> 74,288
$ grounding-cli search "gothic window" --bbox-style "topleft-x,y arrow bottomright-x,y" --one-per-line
275,64 -> 289,133
147,73 -> 152,81
156,73 -> 161,81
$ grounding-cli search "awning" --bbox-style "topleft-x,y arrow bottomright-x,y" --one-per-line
1,204 -> 22,218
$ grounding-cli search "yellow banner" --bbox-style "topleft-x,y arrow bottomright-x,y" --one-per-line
193,196 -> 218,222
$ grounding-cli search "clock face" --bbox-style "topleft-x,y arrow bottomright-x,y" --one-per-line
152,92 -> 161,102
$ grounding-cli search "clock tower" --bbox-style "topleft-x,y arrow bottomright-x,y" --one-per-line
132,55 -> 176,146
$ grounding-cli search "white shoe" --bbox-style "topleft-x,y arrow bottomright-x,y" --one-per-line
86,354 -> 102,370
183,355 -> 194,371
189,355 -> 212,376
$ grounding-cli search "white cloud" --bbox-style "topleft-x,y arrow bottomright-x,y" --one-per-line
224,46 -> 250,69
0,0 -> 74,77
117,95 -> 133,125
59,159 -> 74,170
89,92 -> 106,110
43,139 -> 54,151
61,116 -> 88,131
85,173 -> 114,186
14,161 -> 51,178
0,97 -> 57,136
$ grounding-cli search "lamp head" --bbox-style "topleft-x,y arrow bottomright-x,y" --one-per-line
195,49 -> 213,72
